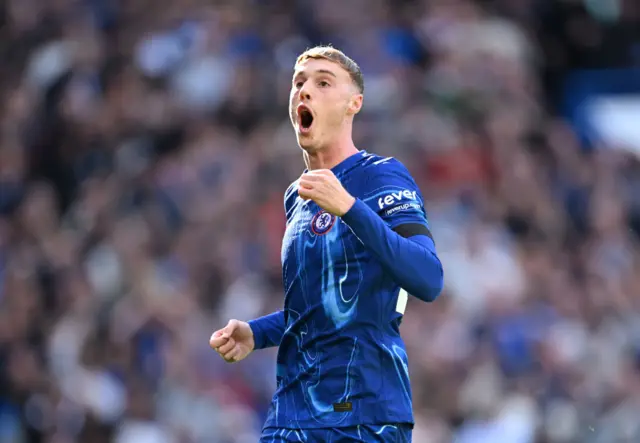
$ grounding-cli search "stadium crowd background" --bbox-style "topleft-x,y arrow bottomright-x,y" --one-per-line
1,0 -> 639,442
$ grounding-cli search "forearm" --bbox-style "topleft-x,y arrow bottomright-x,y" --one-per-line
248,310 -> 286,350
342,199 -> 444,302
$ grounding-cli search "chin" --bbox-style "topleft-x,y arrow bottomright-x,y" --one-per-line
297,139 -> 316,152
295,131 -> 318,151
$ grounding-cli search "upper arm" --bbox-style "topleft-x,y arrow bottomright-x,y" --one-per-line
359,162 -> 433,240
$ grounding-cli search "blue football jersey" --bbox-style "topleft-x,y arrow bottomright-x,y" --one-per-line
265,150 -> 432,429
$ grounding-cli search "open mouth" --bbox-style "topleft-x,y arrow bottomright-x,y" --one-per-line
297,105 -> 314,133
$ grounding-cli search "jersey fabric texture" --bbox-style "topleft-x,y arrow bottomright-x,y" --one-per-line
249,150 -> 443,432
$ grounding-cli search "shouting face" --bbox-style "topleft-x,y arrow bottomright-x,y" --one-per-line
289,57 -> 362,152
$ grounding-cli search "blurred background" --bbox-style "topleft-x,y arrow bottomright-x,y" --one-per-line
0,0 -> 639,442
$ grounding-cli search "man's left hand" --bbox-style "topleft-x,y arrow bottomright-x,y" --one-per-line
298,169 -> 356,216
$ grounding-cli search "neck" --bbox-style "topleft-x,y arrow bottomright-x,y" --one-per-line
303,133 -> 358,171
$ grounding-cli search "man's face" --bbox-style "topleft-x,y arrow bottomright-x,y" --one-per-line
289,58 -> 357,152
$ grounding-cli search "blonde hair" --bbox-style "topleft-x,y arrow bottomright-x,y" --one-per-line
296,45 -> 364,93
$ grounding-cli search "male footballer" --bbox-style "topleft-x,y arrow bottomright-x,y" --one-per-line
210,46 -> 444,442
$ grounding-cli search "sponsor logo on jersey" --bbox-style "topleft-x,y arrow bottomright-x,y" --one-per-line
311,210 -> 336,235
382,202 -> 422,217
377,190 -> 419,210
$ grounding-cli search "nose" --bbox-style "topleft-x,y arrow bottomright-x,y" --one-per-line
298,85 -> 311,101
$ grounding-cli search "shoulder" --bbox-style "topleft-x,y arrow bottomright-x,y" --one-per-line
284,180 -> 298,199
352,153 -> 420,196
352,154 -> 427,218
283,179 -> 299,211
357,153 -> 416,184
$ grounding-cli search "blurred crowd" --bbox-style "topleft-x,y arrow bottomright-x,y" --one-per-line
1,0 -> 640,442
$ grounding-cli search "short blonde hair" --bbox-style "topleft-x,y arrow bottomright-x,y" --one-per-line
296,45 -> 364,94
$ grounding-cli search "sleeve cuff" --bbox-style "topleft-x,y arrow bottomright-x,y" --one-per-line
248,319 -> 265,350
341,198 -> 370,226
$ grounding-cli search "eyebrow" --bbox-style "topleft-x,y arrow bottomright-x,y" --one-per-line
293,69 -> 338,80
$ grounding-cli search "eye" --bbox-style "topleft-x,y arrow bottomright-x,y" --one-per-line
295,80 -> 304,88
318,80 -> 330,88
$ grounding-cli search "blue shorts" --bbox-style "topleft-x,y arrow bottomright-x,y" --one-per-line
260,424 -> 412,442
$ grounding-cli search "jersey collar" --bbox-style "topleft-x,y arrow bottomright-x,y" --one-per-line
331,150 -> 366,177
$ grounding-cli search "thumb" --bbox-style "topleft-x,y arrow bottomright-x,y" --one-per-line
222,319 -> 240,338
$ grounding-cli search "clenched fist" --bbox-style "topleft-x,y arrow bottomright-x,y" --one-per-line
209,319 -> 255,363
298,169 -> 355,216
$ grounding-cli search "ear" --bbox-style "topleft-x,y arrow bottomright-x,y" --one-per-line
346,93 -> 363,116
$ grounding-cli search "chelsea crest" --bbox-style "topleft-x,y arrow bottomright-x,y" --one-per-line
311,210 -> 336,235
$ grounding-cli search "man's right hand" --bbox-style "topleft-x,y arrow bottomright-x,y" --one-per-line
209,319 -> 255,363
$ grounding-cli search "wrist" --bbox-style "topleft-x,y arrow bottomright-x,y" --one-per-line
248,320 -> 263,350
341,197 -> 367,224
338,195 -> 356,216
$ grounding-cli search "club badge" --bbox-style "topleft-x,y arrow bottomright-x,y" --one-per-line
311,210 -> 336,235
